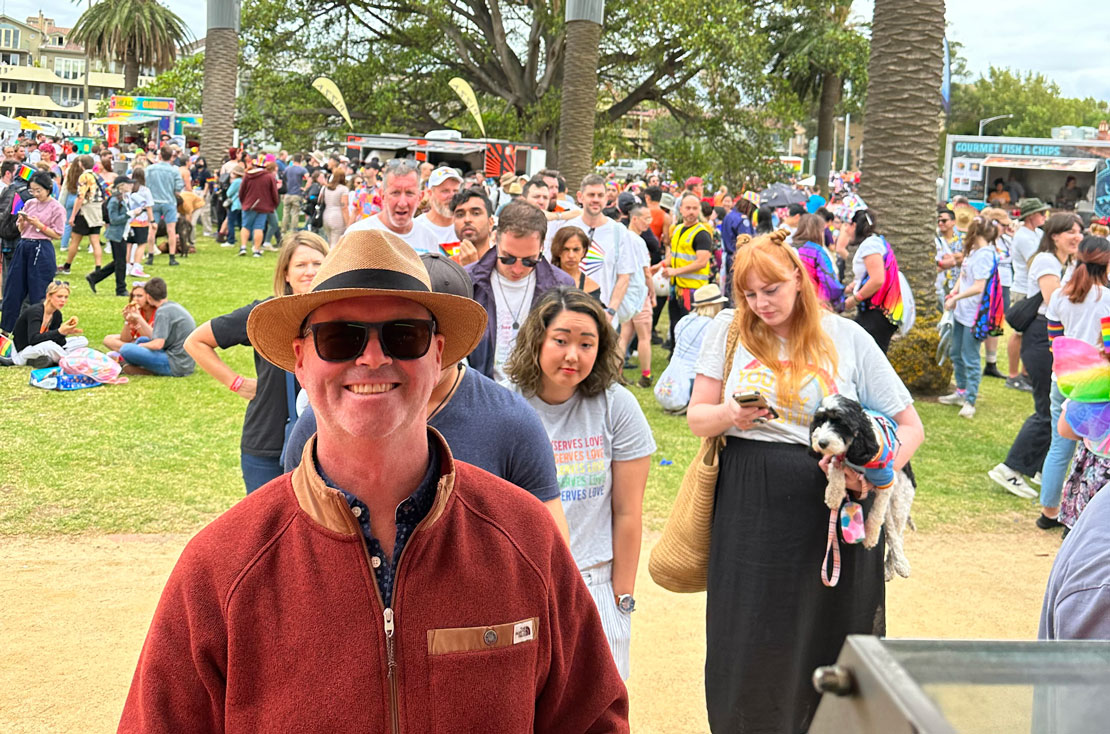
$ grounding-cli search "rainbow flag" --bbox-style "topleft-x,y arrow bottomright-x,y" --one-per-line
858,236 -> 903,327
16,164 -> 33,181
0,333 -> 12,359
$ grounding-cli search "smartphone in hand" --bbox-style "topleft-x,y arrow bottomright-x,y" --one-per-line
733,390 -> 780,421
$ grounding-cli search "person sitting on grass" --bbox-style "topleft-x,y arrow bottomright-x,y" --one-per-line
11,279 -> 87,367
103,283 -> 157,354
653,282 -> 729,414
185,232 -> 329,493
117,276 -> 196,377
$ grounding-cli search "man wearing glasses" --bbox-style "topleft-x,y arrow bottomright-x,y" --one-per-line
346,158 -> 439,254
466,200 -> 573,385
118,229 -> 628,733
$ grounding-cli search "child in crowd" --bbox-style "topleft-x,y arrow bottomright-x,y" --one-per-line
127,167 -> 153,278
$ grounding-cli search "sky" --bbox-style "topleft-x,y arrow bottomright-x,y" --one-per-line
851,0 -> 1110,101
9,1 -> 1109,103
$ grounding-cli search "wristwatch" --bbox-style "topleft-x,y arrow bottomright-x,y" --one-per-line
615,594 -> 636,613
604,306 -> 616,316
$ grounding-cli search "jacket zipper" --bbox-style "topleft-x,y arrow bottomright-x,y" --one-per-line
384,607 -> 400,734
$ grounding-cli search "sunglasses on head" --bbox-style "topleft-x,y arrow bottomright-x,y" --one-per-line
305,319 -> 437,362
53,279 -> 70,286
497,253 -> 542,268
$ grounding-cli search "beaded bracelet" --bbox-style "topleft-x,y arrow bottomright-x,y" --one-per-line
229,375 -> 244,392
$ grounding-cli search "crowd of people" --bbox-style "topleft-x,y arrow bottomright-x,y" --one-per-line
5,132 -> 1109,732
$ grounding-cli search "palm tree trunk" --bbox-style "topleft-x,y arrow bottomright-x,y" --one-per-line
814,73 -> 840,198
557,4 -> 604,196
859,0 -> 944,310
123,46 -> 139,93
200,25 -> 239,167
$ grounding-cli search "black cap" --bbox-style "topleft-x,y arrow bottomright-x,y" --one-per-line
617,191 -> 642,215
420,252 -> 474,299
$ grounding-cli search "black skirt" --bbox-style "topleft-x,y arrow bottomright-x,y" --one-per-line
72,212 -> 101,236
705,438 -> 885,734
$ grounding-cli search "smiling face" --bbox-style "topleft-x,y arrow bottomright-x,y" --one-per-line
294,295 -> 444,443
381,171 -> 422,231
741,269 -> 802,334
1055,222 -> 1083,256
284,245 -> 326,296
578,184 -> 606,216
538,308 -> 599,399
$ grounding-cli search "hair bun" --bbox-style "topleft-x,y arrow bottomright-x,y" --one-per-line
769,229 -> 789,247
736,234 -> 753,248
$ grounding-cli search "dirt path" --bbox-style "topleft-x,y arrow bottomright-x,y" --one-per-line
0,530 -> 1062,733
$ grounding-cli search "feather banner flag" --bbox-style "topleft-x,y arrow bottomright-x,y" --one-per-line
312,77 -> 354,129
448,77 -> 486,137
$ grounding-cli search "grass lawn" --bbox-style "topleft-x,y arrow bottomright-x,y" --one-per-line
0,235 -> 1047,535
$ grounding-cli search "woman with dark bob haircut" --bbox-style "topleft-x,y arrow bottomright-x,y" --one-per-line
505,286 -> 656,680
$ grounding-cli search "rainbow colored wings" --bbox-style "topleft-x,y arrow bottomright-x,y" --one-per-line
1053,336 -> 1110,452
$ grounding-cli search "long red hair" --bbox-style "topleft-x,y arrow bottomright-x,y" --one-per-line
731,230 -> 838,397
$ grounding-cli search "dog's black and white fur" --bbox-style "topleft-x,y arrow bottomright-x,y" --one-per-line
809,394 -> 915,580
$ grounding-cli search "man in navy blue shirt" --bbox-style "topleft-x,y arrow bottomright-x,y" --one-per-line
284,251 -> 569,541
280,153 -> 309,236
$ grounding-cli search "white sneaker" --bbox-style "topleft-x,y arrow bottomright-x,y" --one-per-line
938,391 -> 966,406
958,402 -> 976,419
988,463 -> 1038,499
1030,472 -> 1042,486
131,266 -> 149,278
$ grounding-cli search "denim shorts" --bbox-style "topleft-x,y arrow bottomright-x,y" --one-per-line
152,200 -> 178,224
241,209 -> 268,233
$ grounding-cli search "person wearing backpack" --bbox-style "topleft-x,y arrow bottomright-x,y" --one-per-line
0,160 -> 28,300
940,216 -> 1003,419
59,154 -> 105,275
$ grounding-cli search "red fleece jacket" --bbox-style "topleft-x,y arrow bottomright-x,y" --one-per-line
238,168 -> 279,213
118,433 -> 628,733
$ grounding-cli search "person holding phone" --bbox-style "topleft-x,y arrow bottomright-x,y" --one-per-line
0,171 -> 66,334
686,230 -> 923,734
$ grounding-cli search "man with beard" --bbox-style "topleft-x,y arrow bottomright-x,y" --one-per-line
451,188 -> 493,266
345,158 -> 438,254
416,166 -> 463,254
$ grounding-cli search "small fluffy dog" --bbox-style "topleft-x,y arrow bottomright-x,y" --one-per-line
809,394 -> 915,580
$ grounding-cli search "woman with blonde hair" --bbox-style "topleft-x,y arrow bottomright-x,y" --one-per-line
10,280 -> 87,367
321,166 -> 351,245
184,231 -> 329,492
687,229 -> 923,733
505,286 -> 655,680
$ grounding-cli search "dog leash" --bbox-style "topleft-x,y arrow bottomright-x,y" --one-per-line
821,506 -> 840,587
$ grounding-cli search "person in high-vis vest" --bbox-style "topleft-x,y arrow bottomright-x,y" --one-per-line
663,192 -> 714,349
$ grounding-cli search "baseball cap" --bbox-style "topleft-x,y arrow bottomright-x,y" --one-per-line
420,252 -> 474,299
685,176 -> 704,188
428,166 -> 463,188
617,191 -> 642,214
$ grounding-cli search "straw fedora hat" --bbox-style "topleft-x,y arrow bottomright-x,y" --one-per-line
247,229 -> 488,372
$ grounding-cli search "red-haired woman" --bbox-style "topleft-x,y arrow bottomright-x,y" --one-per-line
687,230 -> 924,733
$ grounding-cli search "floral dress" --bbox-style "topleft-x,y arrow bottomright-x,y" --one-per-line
1060,441 -> 1110,528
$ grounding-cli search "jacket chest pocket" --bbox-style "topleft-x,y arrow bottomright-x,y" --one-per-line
427,618 -> 540,733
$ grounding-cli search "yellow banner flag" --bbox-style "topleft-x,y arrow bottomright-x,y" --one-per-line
448,77 -> 486,137
312,76 -> 354,129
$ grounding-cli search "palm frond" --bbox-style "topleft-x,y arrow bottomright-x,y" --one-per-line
69,0 -> 192,73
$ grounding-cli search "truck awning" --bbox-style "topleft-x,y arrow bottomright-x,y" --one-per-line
982,155 -> 1102,173
345,135 -> 415,151
408,140 -> 487,155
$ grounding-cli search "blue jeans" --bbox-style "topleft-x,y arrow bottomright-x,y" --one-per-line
0,238 -> 56,333
119,337 -> 173,376
60,192 -> 77,251
226,209 -> 241,243
949,320 -> 983,404
1040,382 -> 1077,508
241,452 -> 284,494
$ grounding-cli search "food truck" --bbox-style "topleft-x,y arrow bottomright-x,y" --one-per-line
943,133 -> 1110,219
344,131 -> 546,179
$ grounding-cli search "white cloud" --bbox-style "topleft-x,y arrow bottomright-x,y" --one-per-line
852,0 -> 1110,101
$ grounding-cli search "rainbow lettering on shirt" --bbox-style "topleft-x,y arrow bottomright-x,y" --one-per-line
739,359 -> 839,427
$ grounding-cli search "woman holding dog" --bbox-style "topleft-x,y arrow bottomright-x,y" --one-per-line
687,230 -> 923,734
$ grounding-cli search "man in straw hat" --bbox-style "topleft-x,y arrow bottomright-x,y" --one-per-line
118,229 -> 628,733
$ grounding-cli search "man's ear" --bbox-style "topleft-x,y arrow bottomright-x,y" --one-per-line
293,336 -> 307,371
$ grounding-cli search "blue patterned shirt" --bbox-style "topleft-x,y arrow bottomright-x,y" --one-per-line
315,437 -> 440,607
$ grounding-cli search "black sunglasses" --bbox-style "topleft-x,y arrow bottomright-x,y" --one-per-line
53,280 -> 70,286
497,254 -> 542,268
305,319 -> 436,362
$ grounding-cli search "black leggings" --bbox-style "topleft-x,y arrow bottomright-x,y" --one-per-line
856,307 -> 898,353
1005,316 -> 1052,475
88,239 -> 128,295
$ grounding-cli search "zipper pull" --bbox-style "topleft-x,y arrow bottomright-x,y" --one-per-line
383,607 -> 394,638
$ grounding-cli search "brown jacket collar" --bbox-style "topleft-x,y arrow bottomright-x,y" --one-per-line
290,428 -> 457,535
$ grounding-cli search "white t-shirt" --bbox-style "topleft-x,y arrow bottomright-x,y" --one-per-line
562,216 -> 637,307
1028,252 -> 1066,315
524,384 -> 656,570
544,219 -> 566,261
695,310 -> 914,444
851,234 -> 887,292
345,212 -> 439,254
1046,285 -> 1110,346
490,270 -> 535,387
416,215 -> 460,255
953,246 -> 996,328
621,231 -> 650,317
1011,226 -> 1043,295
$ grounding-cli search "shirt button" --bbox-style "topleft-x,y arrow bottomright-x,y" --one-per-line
351,506 -> 362,518
371,556 -> 381,568
483,629 -> 498,646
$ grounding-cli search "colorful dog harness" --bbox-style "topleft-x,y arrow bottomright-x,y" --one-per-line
846,411 -> 900,491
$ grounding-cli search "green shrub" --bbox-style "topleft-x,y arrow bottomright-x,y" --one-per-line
888,312 -> 953,396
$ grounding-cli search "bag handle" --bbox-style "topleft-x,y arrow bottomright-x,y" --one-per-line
719,311 -> 743,406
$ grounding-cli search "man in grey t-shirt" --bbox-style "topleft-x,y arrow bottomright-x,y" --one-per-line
118,277 -> 196,376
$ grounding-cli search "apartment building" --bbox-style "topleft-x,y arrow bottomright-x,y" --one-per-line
0,12 -> 154,133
